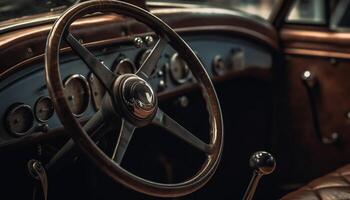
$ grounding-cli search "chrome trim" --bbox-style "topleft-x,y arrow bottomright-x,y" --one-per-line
147,2 -> 201,8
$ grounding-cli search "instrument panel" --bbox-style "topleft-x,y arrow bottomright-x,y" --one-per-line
0,34 -> 272,140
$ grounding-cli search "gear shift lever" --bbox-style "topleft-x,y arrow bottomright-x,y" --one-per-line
242,151 -> 276,200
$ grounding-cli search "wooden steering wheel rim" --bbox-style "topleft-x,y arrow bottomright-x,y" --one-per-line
45,0 -> 223,197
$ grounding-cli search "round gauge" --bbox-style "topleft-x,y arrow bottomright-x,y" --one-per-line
113,58 -> 136,75
34,96 -> 54,122
89,73 -> 106,111
169,53 -> 191,84
138,49 -> 152,68
64,74 -> 90,116
5,104 -> 34,136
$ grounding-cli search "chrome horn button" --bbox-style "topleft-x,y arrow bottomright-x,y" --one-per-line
121,75 -> 156,119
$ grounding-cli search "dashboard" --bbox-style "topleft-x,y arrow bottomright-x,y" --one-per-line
0,33 -> 272,143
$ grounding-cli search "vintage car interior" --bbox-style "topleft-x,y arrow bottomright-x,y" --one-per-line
1,0 -> 350,199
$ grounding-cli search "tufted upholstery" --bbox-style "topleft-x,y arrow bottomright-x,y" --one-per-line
281,164 -> 350,200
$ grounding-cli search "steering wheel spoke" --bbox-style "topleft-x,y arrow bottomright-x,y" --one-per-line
152,108 -> 212,154
136,37 -> 167,80
65,32 -> 115,92
112,119 -> 136,164
46,110 -> 108,171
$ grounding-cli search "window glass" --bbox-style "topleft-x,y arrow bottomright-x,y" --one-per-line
287,0 -> 326,24
149,0 -> 327,25
228,0 -> 279,19
330,0 -> 350,30
0,0 -> 76,23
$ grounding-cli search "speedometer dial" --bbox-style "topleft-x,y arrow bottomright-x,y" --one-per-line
64,74 -> 90,116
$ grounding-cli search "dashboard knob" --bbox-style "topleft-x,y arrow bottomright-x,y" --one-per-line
230,48 -> 244,70
212,55 -> 226,76
144,35 -> 154,46
134,37 -> 144,48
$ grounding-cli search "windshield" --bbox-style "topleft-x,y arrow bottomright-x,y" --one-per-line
0,0 -> 76,22
148,0 -> 280,19
0,0 -> 327,26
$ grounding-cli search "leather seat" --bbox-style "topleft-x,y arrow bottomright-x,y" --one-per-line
281,164 -> 350,200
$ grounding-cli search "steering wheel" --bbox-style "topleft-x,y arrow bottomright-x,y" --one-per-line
45,0 -> 223,197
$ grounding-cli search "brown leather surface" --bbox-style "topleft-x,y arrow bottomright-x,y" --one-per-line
281,164 -> 350,200
273,55 -> 350,186
273,25 -> 350,188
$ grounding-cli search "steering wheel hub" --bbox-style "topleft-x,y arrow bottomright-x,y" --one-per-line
121,75 -> 156,119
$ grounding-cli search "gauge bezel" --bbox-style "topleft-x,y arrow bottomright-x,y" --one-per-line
64,74 -> 91,117
5,103 -> 35,137
114,58 -> 136,74
169,53 -> 192,84
34,96 -> 55,122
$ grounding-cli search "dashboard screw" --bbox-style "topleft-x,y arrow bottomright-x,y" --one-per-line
26,47 -> 33,57
330,58 -> 337,65
158,79 -> 166,91
158,70 -> 164,76
301,70 -> 312,80
159,79 -> 165,86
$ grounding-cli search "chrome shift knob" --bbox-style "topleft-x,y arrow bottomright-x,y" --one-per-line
249,151 -> 276,175
243,151 -> 276,200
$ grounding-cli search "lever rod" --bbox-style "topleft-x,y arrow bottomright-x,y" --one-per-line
242,151 -> 276,200
28,160 -> 48,200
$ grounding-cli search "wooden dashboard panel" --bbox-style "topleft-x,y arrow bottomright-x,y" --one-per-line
0,7 -> 278,80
